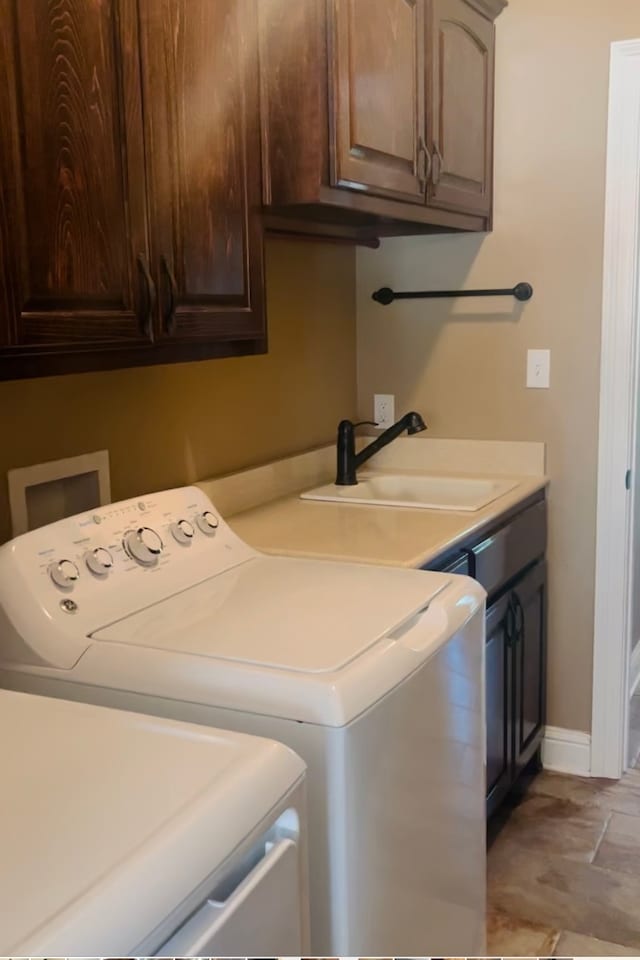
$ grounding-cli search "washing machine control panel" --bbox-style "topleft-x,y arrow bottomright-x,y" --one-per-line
0,487 -> 257,651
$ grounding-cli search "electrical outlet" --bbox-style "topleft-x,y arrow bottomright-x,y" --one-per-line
526,349 -> 551,389
374,393 -> 395,429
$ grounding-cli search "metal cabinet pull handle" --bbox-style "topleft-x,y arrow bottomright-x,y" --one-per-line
505,599 -> 516,647
417,135 -> 432,193
161,255 -> 178,336
136,254 -> 156,340
514,594 -> 525,641
433,141 -> 444,186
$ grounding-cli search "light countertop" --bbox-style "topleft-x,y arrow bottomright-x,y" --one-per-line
199,438 -> 548,570
225,473 -> 547,569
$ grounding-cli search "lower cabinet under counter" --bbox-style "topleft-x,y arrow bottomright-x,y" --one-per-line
426,494 -> 548,817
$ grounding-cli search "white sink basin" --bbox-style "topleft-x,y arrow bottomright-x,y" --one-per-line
300,473 -> 518,512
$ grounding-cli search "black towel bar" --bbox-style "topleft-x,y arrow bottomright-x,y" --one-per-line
371,282 -> 534,305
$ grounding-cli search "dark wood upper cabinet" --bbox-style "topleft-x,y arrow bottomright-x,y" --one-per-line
427,0 -> 496,216
138,0 -> 265,347
330,0 -> 427,204
0,0 -> 151,369
0,0 -> 506,379
0,0 -> 265,380
260,0 -> 506,241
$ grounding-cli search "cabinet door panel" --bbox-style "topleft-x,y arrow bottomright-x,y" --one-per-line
486,593 -> 512,816
139,0 -> 265,345
0,0 -> 150,358
428,0 -> 494,215
331,0 -> 427,202
513,562 -> 547,776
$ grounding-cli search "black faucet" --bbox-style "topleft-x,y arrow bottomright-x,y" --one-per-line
335,411 -> 428,485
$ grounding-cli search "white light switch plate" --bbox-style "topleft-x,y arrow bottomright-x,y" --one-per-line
374,393 -> 395,429
527,349 -> 551,389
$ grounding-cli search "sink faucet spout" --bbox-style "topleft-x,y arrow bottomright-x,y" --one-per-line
335,411 -> 427,485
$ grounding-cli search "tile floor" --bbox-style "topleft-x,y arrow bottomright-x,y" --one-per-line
487,692 -> 640,956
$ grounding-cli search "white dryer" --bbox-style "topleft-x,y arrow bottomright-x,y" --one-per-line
0,485 -> 487,956
0,689 -> 308,956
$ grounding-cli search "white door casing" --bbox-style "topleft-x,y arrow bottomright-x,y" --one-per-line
592,39 -> 640,779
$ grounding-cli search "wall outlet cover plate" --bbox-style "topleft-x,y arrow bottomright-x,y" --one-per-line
374,393 -> 395,429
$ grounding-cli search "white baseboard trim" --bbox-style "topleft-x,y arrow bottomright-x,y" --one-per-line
631,643 -> 640,696
542,726 -> 592,777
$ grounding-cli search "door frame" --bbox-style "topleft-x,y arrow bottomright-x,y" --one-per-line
592,39 -> 640,779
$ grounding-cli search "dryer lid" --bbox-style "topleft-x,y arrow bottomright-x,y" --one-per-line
1,690 -> 304,955
92,555 -> 450,673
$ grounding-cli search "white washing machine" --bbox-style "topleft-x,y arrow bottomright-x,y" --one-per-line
0,689 -> 308,956
0,485 -> 487,956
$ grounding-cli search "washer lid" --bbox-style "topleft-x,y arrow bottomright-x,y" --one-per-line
93,555 -> 449,673
1,690 -> 304,956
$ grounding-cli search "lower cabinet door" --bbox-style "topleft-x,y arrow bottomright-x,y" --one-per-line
485,592 -> 513,817
513,560 -> 547,777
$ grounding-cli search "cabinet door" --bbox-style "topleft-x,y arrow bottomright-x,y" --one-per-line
0,0 -> 152,376
486,592 -> 513,817
330,0 -> 428,203
427,0 -> 495,215
513,561 -> 547,778
138,0 -> 265,350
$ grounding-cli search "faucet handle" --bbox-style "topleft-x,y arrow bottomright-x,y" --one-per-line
352,420 -> 379,428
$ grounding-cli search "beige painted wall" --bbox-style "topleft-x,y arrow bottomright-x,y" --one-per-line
357,0 -> 640,734
0,238 -> 356,544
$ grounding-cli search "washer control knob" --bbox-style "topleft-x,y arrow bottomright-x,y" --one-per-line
195,510 -> 219,536
48,559 -> 80,590
84,547 -> 114,577
123,526 -> 163,566
171,519 -> 195,545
